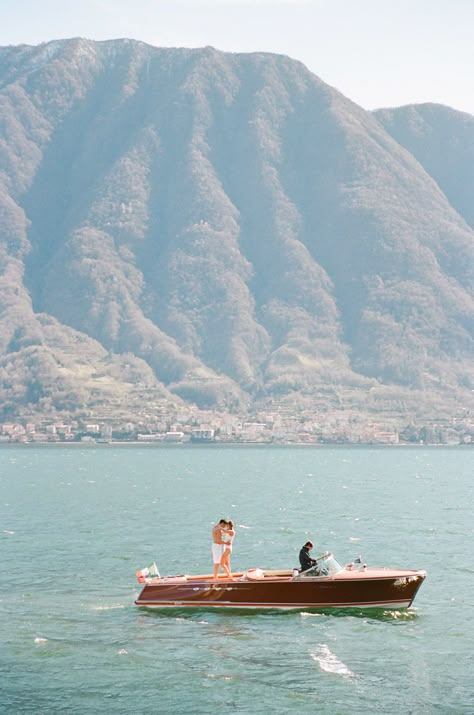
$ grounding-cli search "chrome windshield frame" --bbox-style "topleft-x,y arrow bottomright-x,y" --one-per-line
294,552 -> 344,579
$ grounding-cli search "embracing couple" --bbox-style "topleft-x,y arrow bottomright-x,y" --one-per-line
212,518 -> 235,579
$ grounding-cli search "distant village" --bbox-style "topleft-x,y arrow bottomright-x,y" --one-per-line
1,406 -> 473,445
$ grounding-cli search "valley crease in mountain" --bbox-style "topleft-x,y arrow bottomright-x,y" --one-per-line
0,38 -> 473,428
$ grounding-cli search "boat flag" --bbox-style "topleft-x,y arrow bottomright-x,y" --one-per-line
136,562 -> 160,582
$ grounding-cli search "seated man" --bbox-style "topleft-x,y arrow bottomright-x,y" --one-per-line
299,541 -> 317,571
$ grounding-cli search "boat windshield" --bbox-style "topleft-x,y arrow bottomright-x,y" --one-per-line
298,552 -> 343,578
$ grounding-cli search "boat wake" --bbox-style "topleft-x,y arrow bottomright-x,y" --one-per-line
301,606 -> 419,622
300,611 -> 325,619
310,644 -> 355,679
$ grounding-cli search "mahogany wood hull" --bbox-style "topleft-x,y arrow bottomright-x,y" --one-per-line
135,568 -> 426,610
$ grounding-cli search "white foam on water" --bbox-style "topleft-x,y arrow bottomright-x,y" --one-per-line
117,649 -> 128,655
89,604 -> 125,611
300,612 -> 324,619
3,530 -> 15,535
349,537 -> 361,542
310,644 -> 355,679
205,673 -> 233,680
34,637 -> 48,644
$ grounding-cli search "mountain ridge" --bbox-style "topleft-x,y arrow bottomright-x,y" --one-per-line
0,38 -> 472,422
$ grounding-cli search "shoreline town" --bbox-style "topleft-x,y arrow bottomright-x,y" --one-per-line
1,413 -> 472,445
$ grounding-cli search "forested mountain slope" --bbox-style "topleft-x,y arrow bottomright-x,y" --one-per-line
0,39 -> 472,420
375,103 -> 474,230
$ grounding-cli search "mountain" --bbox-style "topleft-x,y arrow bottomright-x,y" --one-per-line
0,38 -> 472,422
374,103 -> 474,230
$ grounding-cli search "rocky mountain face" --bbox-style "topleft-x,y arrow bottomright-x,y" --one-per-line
0,39 -> 472,420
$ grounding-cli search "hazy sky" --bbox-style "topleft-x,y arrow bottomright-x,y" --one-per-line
2,0 -> 473,114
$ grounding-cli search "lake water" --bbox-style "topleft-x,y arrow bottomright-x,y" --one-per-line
1,445 -> 473,714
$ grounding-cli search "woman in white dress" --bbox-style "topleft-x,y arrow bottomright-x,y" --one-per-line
220,520 -> 235,579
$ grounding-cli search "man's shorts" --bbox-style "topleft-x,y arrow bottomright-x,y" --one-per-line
212,543 -> 225,564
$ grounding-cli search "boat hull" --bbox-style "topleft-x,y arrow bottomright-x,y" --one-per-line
135,568 -> 426,610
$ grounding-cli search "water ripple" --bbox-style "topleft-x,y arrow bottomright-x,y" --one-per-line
310,644 -> 355,679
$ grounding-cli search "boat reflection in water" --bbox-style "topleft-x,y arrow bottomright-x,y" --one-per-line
135,552 -> 426,611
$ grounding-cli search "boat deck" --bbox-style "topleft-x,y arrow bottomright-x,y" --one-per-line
143,566 -> 425,585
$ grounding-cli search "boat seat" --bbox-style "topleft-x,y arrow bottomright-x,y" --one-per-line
244,568 -> 265,580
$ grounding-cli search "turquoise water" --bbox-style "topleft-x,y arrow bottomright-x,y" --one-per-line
1,445 -> 473,714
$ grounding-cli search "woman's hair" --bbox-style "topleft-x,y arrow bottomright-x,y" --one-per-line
227,520 -> 234,529
304,541 -> 313,548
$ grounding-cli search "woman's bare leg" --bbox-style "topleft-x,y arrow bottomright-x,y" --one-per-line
220,549 -> 233,578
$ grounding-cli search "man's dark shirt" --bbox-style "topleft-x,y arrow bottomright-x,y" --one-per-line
299,546 -> 317,571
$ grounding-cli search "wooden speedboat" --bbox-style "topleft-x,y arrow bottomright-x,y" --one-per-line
135,552 -> 426,610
